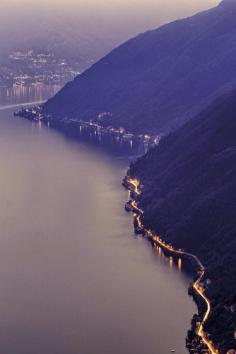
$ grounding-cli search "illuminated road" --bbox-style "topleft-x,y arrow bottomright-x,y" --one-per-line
126,178 -> 219,354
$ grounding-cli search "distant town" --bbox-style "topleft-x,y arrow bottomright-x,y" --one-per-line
0,50 -> 81,88
14,105 -> 161,153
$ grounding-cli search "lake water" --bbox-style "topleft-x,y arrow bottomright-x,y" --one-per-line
0,84 -> 61,107
0,91 -> 196,354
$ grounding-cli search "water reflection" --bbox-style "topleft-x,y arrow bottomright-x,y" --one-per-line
3,84 -> 147,156
0,84 -> 61,106
52,119 -> 146,156
0,99 -> 196,354
178,258 -> 182,271
169,256 -> 173,269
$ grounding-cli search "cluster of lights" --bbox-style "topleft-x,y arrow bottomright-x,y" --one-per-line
127,178 -> 219,354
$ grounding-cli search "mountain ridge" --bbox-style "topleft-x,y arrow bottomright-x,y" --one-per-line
43,0 -> 236,134
128,90 -> 236,352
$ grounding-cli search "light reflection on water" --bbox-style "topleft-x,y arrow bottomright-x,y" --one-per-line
178,258 -> 182,271
0,84 -> 61,106
0,94 -> 196,354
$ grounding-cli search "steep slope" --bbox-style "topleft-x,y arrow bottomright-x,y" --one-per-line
44,0 -> 236,134
129,90 -> 236,352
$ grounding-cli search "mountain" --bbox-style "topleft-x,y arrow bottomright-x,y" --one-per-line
129,90 -> 236,352
44,0 -> 236,134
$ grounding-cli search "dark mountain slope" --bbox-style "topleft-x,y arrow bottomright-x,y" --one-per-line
129,90 -> 236,351
44,0 -> 236,134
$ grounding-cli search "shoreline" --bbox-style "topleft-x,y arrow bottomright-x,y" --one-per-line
13,105 -> 161,152
0,100 -> 46,111
12,101 -> 219,353
123,176 -> 219,354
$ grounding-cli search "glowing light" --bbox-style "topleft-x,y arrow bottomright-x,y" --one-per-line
178,258 -> 182,271
127,177 -> 219,354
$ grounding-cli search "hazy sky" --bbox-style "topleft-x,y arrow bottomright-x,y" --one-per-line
0,0 -> 221,67
1,0 -> 221,38
1,0 -> 222,34
1,0 -> 220,30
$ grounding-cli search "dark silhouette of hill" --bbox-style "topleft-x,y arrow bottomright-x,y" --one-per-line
129,90 -> 236,352
44,0 -> 236,134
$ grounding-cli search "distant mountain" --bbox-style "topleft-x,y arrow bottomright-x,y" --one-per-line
0,8 -> 112,71
0,0 -> 216,71
44,0 -> 236,134
129,90 -> 236,352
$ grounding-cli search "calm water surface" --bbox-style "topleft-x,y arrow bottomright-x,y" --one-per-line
0,84 -> 61,107
0,97 -> 196,354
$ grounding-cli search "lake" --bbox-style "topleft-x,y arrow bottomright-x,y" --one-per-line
0,90 -> 196,354
0,84 -> 60,107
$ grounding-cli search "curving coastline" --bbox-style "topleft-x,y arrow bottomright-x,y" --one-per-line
11,101 -> 220,353
123,177 -> 219,354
